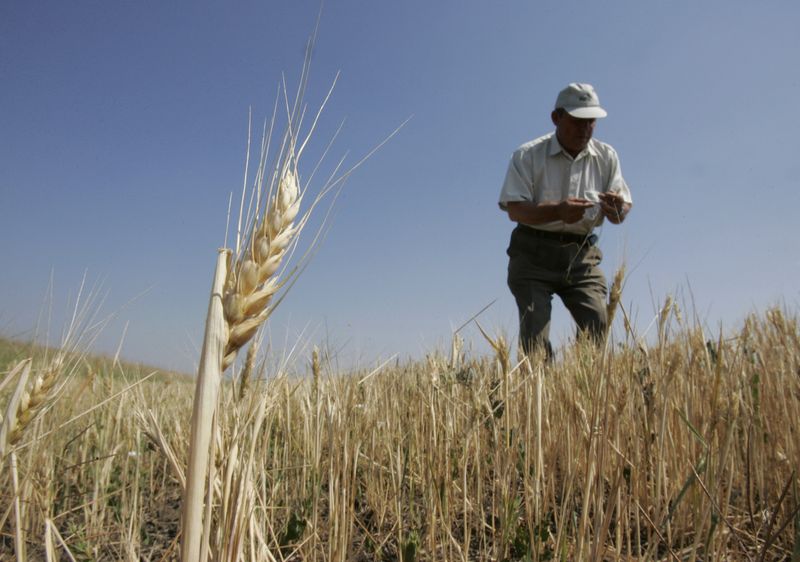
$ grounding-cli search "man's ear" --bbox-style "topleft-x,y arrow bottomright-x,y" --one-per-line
550,110 -> 560,127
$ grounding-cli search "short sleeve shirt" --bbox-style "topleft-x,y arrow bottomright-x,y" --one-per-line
498,132 -> 632,235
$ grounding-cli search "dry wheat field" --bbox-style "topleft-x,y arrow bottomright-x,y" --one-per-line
3,40 -> 799,561
1,304 -> 799,561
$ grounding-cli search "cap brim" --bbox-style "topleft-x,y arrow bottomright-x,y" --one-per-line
565,106 -> 608,119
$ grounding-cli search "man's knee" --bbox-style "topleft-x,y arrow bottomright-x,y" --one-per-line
576,304 -> 607,341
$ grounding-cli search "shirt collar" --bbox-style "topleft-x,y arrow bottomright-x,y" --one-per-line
548,133 -> 598,159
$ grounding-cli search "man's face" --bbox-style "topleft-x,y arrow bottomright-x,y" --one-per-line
551,110 -> 596,157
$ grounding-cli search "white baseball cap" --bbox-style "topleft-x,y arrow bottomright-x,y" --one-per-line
554,83 -> 608,119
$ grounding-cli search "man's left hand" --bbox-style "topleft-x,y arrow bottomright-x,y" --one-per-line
599,192 -> 631,224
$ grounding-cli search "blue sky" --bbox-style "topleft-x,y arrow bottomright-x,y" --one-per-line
2,1 -> 799,373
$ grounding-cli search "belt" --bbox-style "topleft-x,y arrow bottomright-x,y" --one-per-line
518,225 -> 597,245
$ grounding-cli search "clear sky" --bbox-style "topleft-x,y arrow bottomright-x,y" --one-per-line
2,1 -> 799,373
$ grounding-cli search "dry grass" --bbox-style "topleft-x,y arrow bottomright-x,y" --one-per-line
1,306 -> 799,561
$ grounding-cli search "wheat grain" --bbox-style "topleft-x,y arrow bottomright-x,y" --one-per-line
238,337 -> 259,400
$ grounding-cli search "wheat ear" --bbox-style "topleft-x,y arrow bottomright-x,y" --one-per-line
658,294 -> 674,342
606,263 -> 626,330
1,358 -> 63,459
0,359 -> 32,459
222,161 -> 302,371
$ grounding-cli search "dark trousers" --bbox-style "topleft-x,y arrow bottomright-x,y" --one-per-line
506,225 -> 608,356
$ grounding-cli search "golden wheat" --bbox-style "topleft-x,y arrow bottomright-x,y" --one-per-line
606,262 -> 626,331
222,164 -> 302,371
0,358 -> 63,459
2,307 -> 799,559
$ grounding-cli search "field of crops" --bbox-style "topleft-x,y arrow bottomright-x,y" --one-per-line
3,38 -> 799,561
2,305 -> 798,561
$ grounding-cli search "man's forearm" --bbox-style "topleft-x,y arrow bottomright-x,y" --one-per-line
505,201 -> 561,224
506,199 -> 594,225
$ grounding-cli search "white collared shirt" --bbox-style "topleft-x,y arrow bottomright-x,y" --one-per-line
498,132 -> 632,234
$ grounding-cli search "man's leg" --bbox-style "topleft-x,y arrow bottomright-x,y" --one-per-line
506,228 -> 563,358
558,247 -> 608,343
508,277 -> 555,357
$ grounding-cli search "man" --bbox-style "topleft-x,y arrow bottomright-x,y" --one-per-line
498,83 -> 632,357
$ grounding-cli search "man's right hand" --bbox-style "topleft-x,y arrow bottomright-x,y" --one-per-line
557,198 -> 595,223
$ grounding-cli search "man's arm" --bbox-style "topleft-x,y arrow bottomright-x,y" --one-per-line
506,199 -> 595,225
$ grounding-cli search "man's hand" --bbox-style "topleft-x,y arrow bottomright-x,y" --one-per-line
599,192 -> 631,224
557,197 -> 595,224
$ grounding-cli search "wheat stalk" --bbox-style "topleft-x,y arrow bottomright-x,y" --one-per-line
45,518 -> 78,562
181,249 -> 228,562
182,34 -> 328,559
180,22 -> 406,556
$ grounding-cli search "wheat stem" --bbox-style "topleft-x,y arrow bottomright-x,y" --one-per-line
11,452 -> 25,561
181,248 -> 229,562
